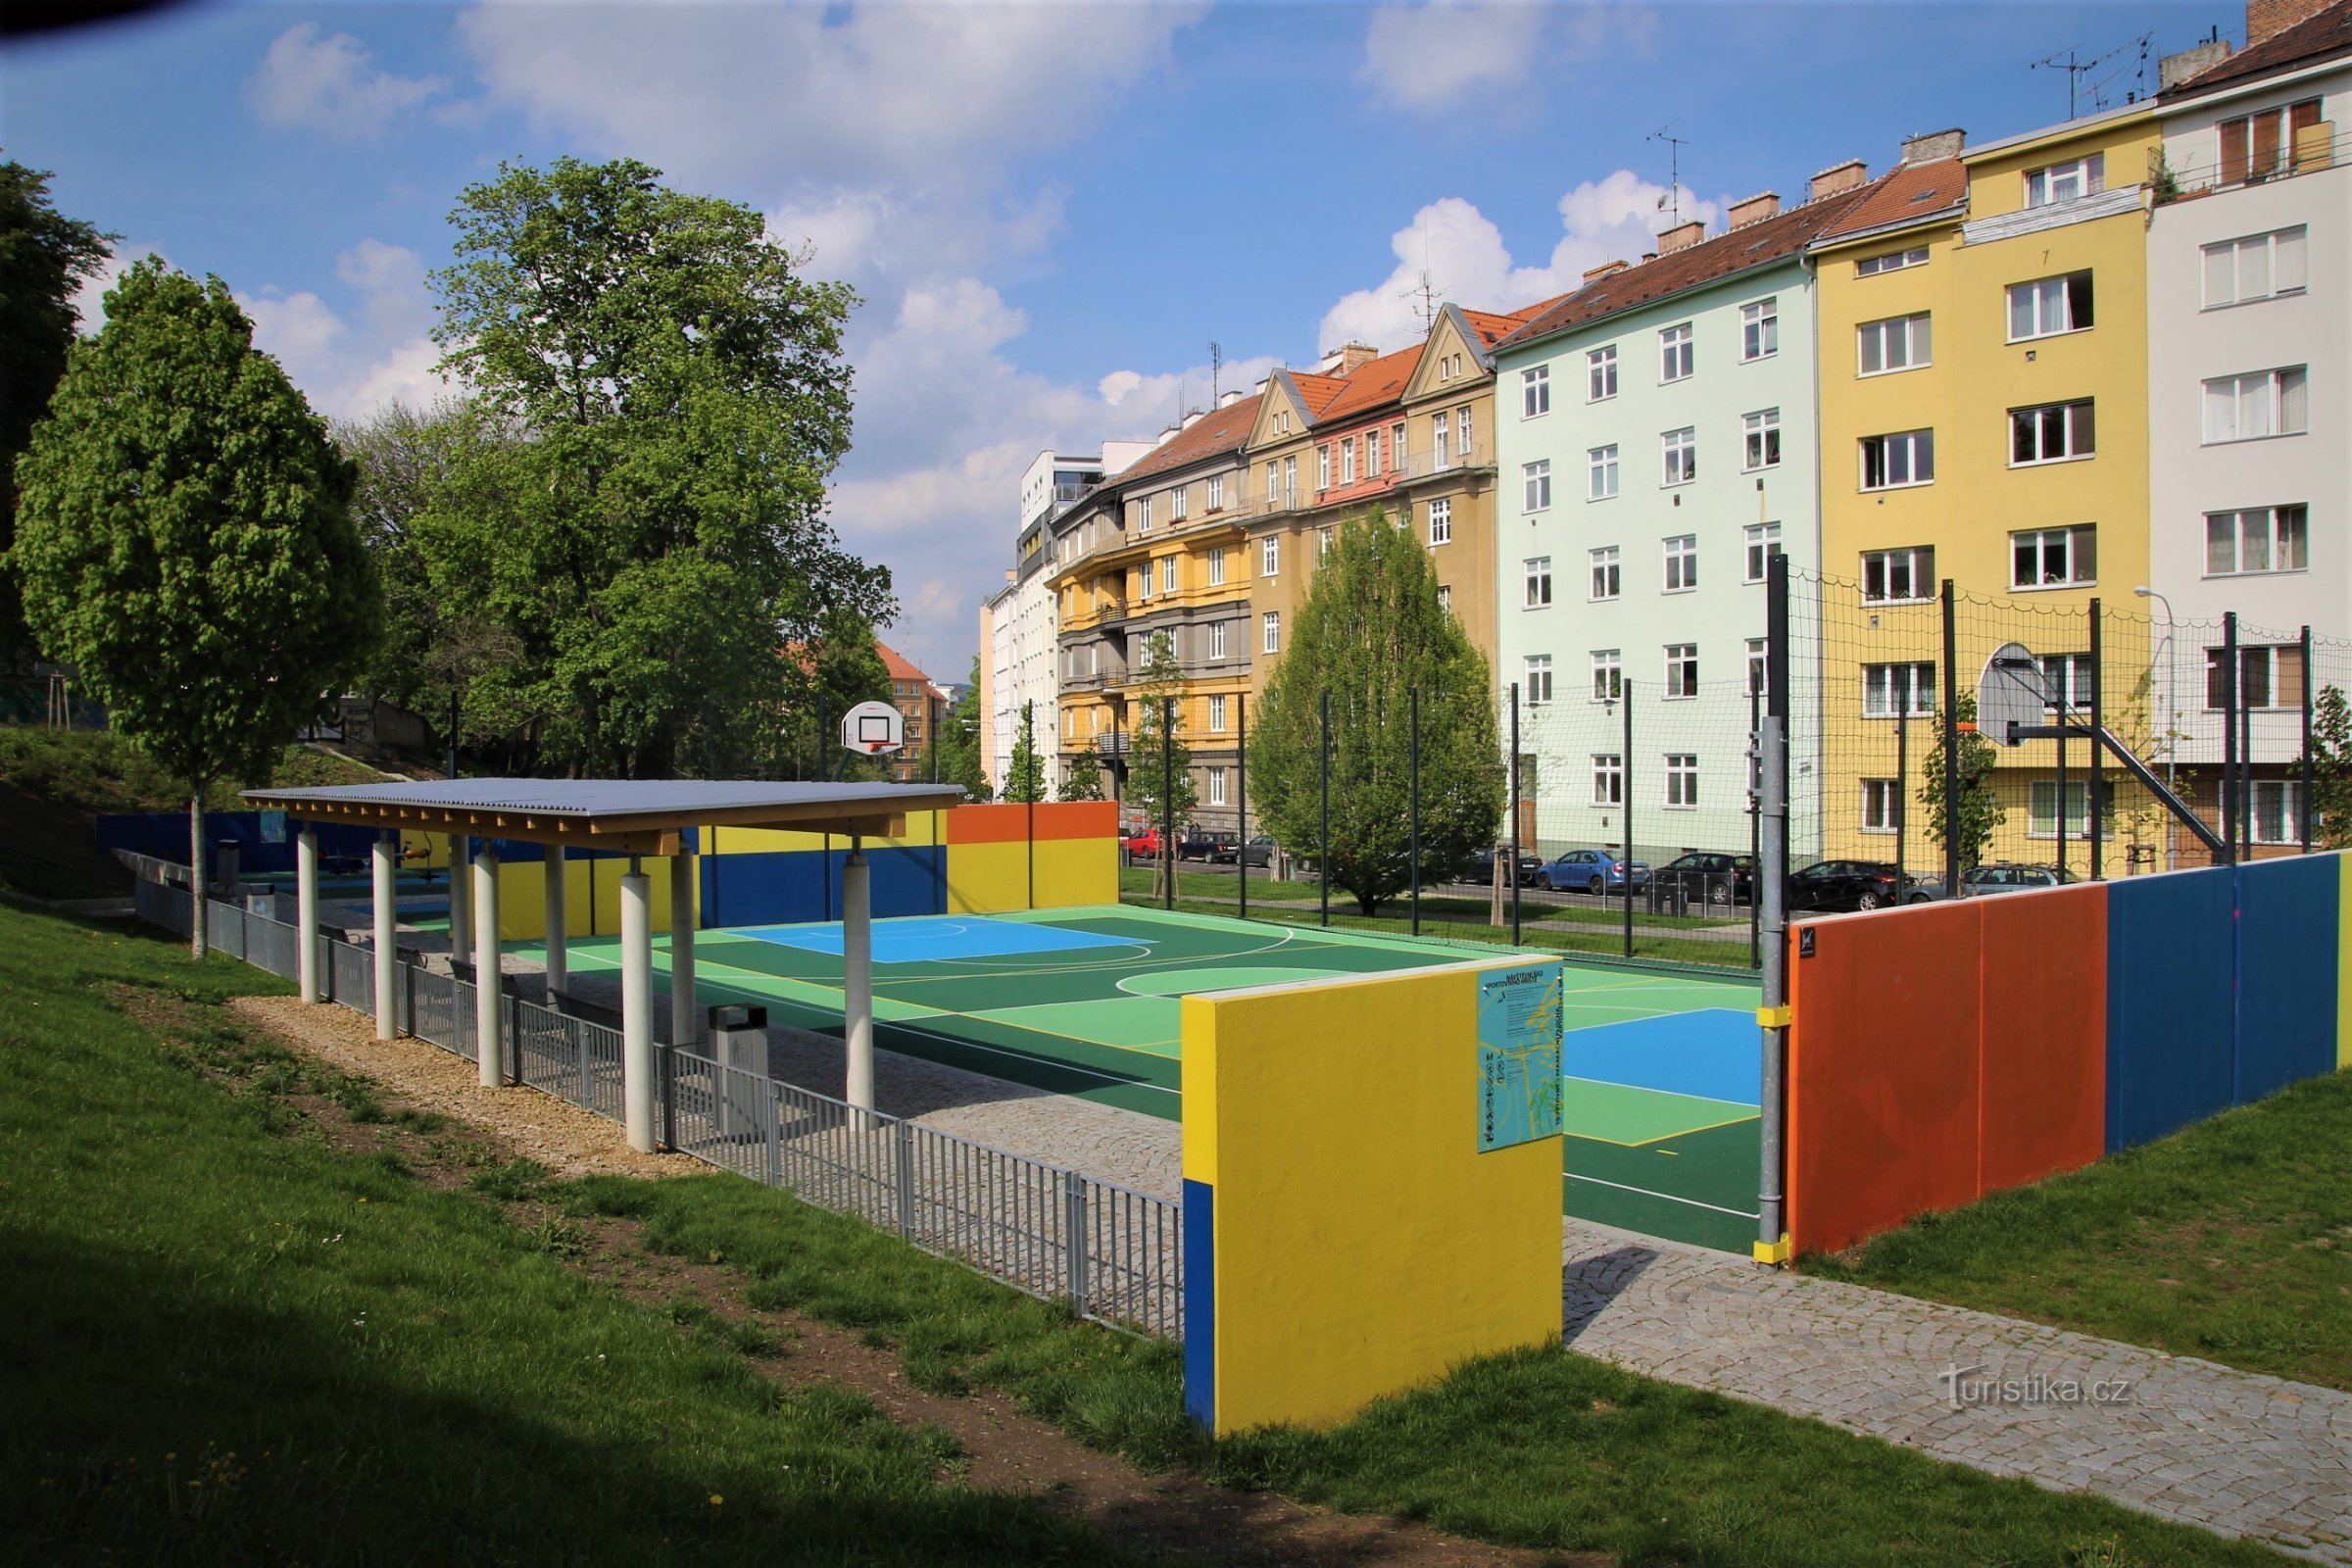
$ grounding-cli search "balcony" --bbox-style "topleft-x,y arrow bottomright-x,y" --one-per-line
1095,731 -> 1131,757
2153,123 -> 2348,206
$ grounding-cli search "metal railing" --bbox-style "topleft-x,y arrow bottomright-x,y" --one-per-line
2154,125 -> 2351,204
126,878 -> 1182,1340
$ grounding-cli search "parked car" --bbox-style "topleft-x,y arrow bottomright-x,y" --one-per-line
1652,851 -> 1753,906
1123,826 -> 1162,858
1175,827 -> 1226,861
1214,835 -> 1278,868
1786,858 -> 1913,912
1959,862 -> 2081,897
1465,847 -> 1547,887
1541,849 -> 1650,895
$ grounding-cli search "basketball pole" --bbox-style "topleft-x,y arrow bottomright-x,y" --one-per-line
844,835 -> 874,1117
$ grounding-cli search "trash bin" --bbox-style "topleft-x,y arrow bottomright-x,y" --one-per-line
710,1004 -> 770,1139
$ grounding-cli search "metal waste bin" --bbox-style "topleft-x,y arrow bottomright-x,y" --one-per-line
710,1004 -> 770,1139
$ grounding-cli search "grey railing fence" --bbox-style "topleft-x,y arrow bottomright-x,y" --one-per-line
124,879 -> 1181,1339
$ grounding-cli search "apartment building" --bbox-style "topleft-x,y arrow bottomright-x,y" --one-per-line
875,639 -> 949,784
1492,166 -> 1888,859
2146,0 -> 2352,855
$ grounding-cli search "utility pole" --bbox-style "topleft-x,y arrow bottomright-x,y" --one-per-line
1647,123 -> 1690,224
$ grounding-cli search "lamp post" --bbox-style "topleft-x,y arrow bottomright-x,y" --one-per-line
2134,585 -> 2178,871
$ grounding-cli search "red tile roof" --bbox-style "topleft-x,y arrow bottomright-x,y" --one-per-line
874,638 -> 932,685
1311,342 -> 1423,424
1496,174 -> 1895,350
1111,393 -> 1262,484
2167,0 -> 2352,97
1811,158 -> 1966,246
1458,307 -> 1528,346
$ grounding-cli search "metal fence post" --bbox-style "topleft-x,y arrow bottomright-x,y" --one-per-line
2089,598 -> 2104,881
1319,690 -> 1331,928
2303,624 -> 2316,854
1161,697 -> 1176,912
1237,692 -> 1249,923
1940,578 -> 1960,891
1749,684 -> 1762,970
1409,685 -> 1421,939
1064,1178 -> 1091,1318
765,1080 -> 781,1188
660,1044 -> 677,1152
2223,611 -> 2240,859
1621,680 -> 1634,960
1509,681 -> 1522,948
577,1015 -> 593,1107
1757,713 -> 1790,1264
895,1118 -> 915,1240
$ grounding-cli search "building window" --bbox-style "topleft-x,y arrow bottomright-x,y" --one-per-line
1592,754 -> 1623,806
2217,99 -> 2323,187
1589,345 -> 1617,401
1589,445 -> 1619,500
1523,460 -> 1551,513
1429,413 -> 1449,468
1207,474 -> 1225,511
1744,521 -> 1782,584
1743,408 -> 1781,470
1318,527 -> 1336,563
1208,694 -> 1228,733
2203,226 -> 2308,307
1209,620 -> 1228,660
1857,313 -> 1932,375
1861,779 -> 1900,832
1524,556 -> 1553,609
1526,654 -> 1554,705
1391,421 -> 1406,470
1137,563 -> 1152,600
1591,649 -> 1621,702
1522,365 -> 1550,416
2244,781 -> 2307,844
1856,246 -> 1929,276
1261,535 -> 1279,576
1437,583 -> 1452,614
1864,662 -> 1937,718
1261,612 -> 1280,654
1208,766 -> 1228,807
1208,547 -> 1227,586
2029,781 -> 2113,838
2024,152 -> 2103,208
1740,298 -> 1778,362
1455,406 -> 1472,459
1746,638 -> 1767,696
1862,546 -> 1935,604
1664,754 -> 1698,808
2011,399 -> 2097,465
1659,322 -> 1693,382
1365,428 -> 1382,476
1137,496 -> 1152,531
1661,426 -> 1696,486
2010,524 -> 2096,590
2207,644 -> 2306,710
2203,368 -> 2308,443
2039,652 -> 2093,712
1663,534 -> 1697,593
1318,445 -> 1332,490
1590,546 -> 1620,601
2207,505 -> 2309,576
1161,557 -> 1179,594
1171,484 -> 1188,520
2008,271 -> 2093,340
1860,429 -> 1935,490
1663,643 -> 1698,699
1429,497 -> 1452,545
1265,463 -> 1279,504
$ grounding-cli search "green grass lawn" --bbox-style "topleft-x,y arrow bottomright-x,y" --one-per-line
2,895 -> 2291,1567
1802,1071 -> 2352,1393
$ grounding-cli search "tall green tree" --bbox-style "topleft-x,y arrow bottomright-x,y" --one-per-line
1125,629 -> 1197,825
1003,700 -> 1047,804
1057,749 -> 1104,803
930,657 -> 992,802
420,157 -> 887,777
2310,684 -> 2352,852
1251,510 -> 1500,915
11,259 -> 378,955
1919,691 -> 2006,876
1,160 -> 113,664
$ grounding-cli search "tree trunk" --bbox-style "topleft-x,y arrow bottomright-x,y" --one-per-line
188,789 -> 208,960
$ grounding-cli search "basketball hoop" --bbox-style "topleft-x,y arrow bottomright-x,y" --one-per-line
841,700 -> 906,758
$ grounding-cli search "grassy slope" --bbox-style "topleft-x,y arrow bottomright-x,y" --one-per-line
1803,1071 -> 2352,1392
0,724 -> 390,817
0,901 -> 1130,1567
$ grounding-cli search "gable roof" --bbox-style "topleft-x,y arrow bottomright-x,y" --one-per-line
1810,157 -> 1967,248
1311,342 -> 1424,425
1111,393 -> 1261,485
1495,174 -> 1893,352
2166,0 -> 2352,97
874,638 -> 933,686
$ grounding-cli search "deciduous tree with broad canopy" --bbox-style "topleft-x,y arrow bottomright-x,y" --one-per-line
1250,509 -> 1500,915
11,260 -> 378,955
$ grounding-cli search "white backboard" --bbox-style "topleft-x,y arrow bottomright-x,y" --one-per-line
1977,642 -> 2045,748
842,699 -> 906,756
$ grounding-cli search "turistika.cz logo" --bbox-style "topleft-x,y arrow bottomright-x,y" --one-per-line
1936,1363 -> 2135,1411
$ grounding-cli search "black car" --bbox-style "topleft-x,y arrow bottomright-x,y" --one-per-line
1653,851 -> 1753,906
1466,848 -> 1547,887
1175,827 -> 1227,862
1214,835 -> 1278,868
1787,858 -> 1906,913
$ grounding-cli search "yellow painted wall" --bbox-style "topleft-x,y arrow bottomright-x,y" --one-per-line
488,855 -> 694,942
1182,958 -> 1563,1435
1030,835 -> 1116,907
945,840 -> 1028,913
708,812 -> 941,856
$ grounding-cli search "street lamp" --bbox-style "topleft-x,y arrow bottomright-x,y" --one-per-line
2134,585 -> 2178,871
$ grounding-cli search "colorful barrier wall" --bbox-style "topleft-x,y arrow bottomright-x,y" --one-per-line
97,810 -> 377,876
1181,956 -> 1564,1435
1788,854 -> 2347,1255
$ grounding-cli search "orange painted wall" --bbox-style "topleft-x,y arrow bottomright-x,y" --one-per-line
1977,885 -> 2107,1193
944,801 -> 1118,845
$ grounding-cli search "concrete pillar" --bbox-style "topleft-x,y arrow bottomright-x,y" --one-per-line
472,846 -> 503,1089
371,831 -> 397,1041
296,826 -> 319,1004
844,843 -> 874,1114
543,845 -> 568,999
620,865 -> 655,1152
669,848 -> 697,1052
446,834 -> 470,972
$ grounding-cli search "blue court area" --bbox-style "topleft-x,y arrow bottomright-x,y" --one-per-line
733,914 -> 1139,963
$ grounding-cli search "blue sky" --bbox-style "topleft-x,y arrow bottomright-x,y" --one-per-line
4,0 -> 2226,678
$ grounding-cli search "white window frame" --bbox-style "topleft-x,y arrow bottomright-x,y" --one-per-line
1428,497 -> 1452,546
1318,445 -> 1332,491
1432,413 -> 1450,468
1455,406 -> 1472,458
1589,344 -> 1618,401
2243,780 -> 2306,845
1170,484 -> 1188,520
1661,426 -> 1696,487
1742,408 -> 1781,471
1208,766 -> 1228,807
1744,521 -> 1782,584
2010,524 -> 2096,591
1437,583 -> 1451,614
1317,526 -> 1333,561
2207,644 -> 2306,711
1856,313 -> 1932,376
1664,753 -> 1698,808
1206,473 -> 1225,511
1391,421 -> 1406,470
1208,693 -> 1228,732
1663,534 -> 1697,594
2024,152 -> 2103,208
2010,399 -> 2097,466
2202,368 -> 2308,444
1746,638 -> 1767,697
1523,460 -> 1551,513
1590,546 -> 1620,601
1526,654 -> 1554,705
1160,556 -> 1178,594
1524,556 -> 1553,610
1522,365 -> 1550,417
1863,662 -> 1937,718
1859,429 -> 1935,491
1856,246 -> 1930,276
2029,780 -> 2114,839
1591,650 -> 1622,703
1659,322 -> 1693,382
2205,505 -> 2309,577
1342,436 -> 1356,485
1592,753 -> 1623,807
2202,226 -> 2308,309
1137,495 -> 1152,532
1862,546 -> 1935,605
1589,444 -> 1619,501
1740,298 -> 1779,362
1208,547 -> 1227,587
2007,271 -> 2093,341
2038,652 -> 2094,713
1861,779 -> 1900,833
1261,611 -> 1279,654
1209,620 -> 1228,660
1663,643 -> 1698,699
1261,535 -> 1280,577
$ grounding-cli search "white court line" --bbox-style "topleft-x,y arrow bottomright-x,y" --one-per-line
1564,1170 -> 1759,1219
1561,1075 -> 1759,1111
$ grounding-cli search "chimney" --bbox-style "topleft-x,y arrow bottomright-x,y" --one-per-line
1336,341 -> 1379,376
1218,387 -> 1246,407
1181,406 -> 1205,429
1582,259 -> 1629,283
2248,0 -> 2332,43
2159,36 -> 2233,87
1656,219 -> 1707,254
1726,190 -> 1781,228
1809,158 -> 1869,202
1899,128 -> 1965,165
1157,423 -> 1180,446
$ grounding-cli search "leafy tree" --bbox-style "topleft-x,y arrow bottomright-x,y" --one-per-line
1003,701 -> 1047,804
420,157 -> 886,777
1125,629 -> 1197,866
11,259 -> 378,955
1058,749 -> 1104,803
1919,691 -> 2006,876
2311,684 -> 2352,851
1,160 -> 113,664
1250,510 -> 1500,915
930,657 -> 992,802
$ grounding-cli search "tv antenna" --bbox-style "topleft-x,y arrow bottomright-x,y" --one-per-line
1208,341 -> 1222,403
1647,123 -> 1690,224
1402,234 -> 1445,334
2032,34 -> 2146,119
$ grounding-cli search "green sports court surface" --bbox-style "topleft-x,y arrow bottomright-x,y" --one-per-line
514,905 -> 1764,1252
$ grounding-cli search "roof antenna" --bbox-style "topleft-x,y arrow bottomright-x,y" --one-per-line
1208,341 -> 1222,404
1647,122 -> 1690,226
2032,35 -> 2141,119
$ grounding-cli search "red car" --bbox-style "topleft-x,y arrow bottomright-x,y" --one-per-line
1123,826 -> 1163,858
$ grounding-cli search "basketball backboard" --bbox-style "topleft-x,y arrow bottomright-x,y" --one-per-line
1977,642 -> 2046,748
841,699 -> 906,756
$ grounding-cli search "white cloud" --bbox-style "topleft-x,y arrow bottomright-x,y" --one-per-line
241,241 -> 448,422
248,23 -> 447,139
70,243 -> 167,333
1317,174 -> 1718,353
1358,0 -> 1653,113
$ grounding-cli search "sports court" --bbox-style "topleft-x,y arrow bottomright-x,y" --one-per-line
517,904 -> 1764,1252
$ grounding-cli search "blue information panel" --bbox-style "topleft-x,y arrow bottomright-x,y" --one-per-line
1478,964 -> 1563,1152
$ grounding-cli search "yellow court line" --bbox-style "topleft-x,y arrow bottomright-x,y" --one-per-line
555,944 -> 955,1023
